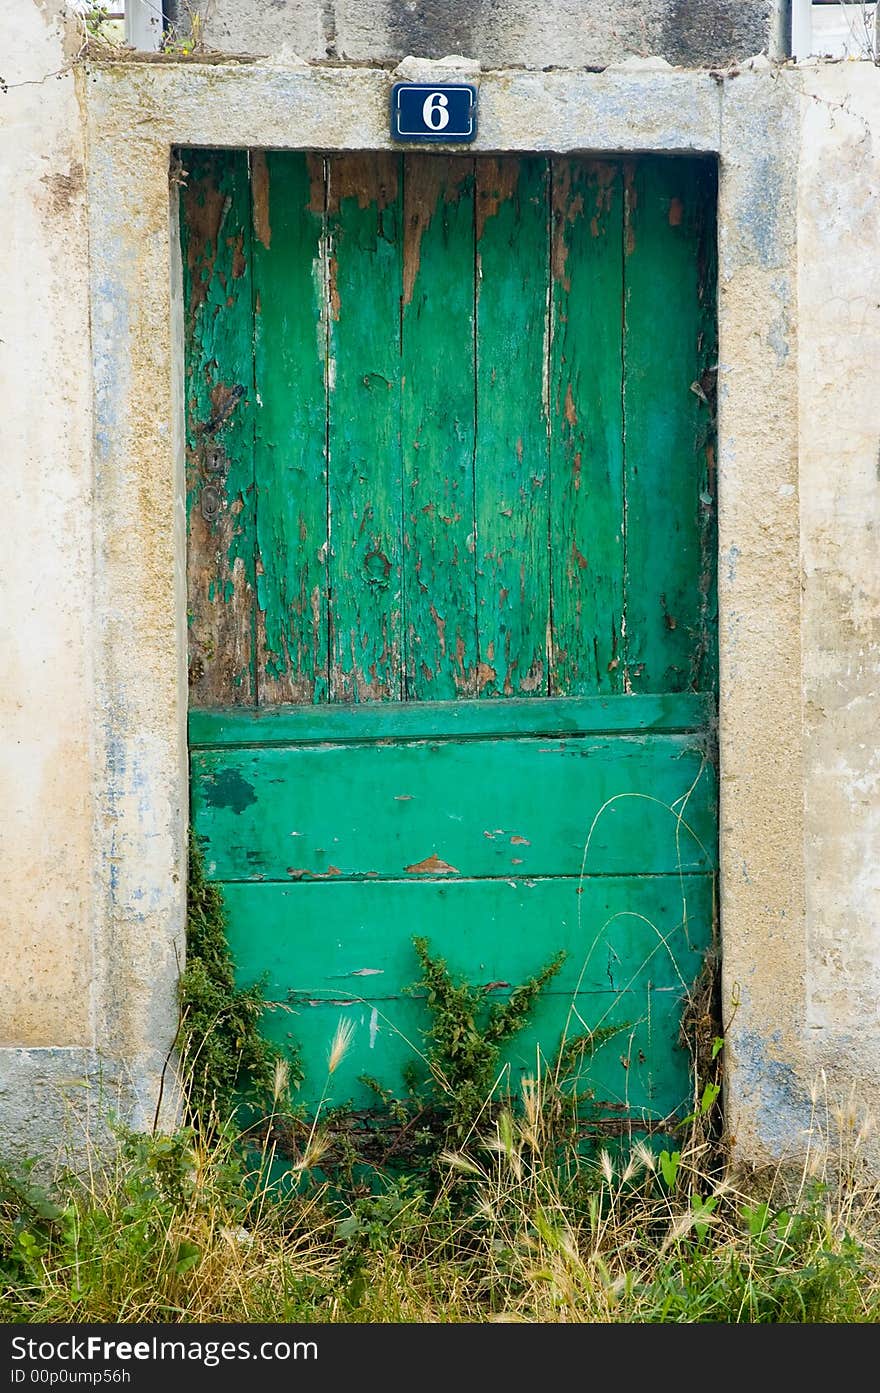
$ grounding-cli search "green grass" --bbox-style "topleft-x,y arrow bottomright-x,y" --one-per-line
3,850 -> 874,1324
2,1074 -> 879,1323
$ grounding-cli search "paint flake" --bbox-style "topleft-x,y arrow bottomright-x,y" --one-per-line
405,853 -> 459,875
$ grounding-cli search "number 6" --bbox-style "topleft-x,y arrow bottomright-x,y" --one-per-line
422,91 -> 450,131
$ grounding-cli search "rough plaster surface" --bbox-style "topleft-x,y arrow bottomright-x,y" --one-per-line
0,2 -> 94,1053
0,2 -> 181,1162
195,0 -> 781,68
84,126 -> 187,1113
798,66 -> 880,1120
0,1049 -> 149,1170
2,7 -> 879,1173
715,71 -> 812,1169
85,61 -> 722,153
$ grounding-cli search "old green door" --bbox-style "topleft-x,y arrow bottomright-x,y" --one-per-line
182,149 -> 718,1133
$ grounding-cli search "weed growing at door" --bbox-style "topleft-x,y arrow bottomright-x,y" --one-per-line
411,934 -> 567,1139
178,836 -> 302,1130
252,935 -> 629,1192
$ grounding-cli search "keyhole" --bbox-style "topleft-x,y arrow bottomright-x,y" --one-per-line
362,549 -> 391,588
200,485 -> 221,522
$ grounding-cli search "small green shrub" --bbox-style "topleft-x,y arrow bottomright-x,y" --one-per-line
179,836 -> 301,1131
410,935 -> 567,1139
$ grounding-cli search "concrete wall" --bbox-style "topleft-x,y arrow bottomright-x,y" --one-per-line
1,0 -> 878,1175
191,0 -> 785,68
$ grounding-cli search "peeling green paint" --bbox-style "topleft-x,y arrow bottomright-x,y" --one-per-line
201,766 -> 257,816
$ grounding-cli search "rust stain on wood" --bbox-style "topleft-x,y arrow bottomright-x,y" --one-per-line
252,150 -> 272,249
230,232 -> 246,279
187,512 -> 254,703
205,382 -> 245,434
475,156 -> 519,240
330,622 -> 400,703
403,156 -> 470,308
306,154 -> 326,214
668,196 -> 684,227
587,159 -> 617,238
328,253 -> 341,321
551,163 -> 585,290
257,617 -> 321,705
182,177 -> 227,313
519,659 -> 545,693
286,865 -> 342,879
551,161 -> 572,289
473,660 -> 497,694
624,164 -> 637,255
428,602 -> 447,657
705,440 -> 716,498
183,153 -> 256,707
328,152 -> 399,214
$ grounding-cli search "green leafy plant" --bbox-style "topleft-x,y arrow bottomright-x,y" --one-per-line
640,1186 -> 869,1323
658,1149 -> 681,1190
85,4 -> 110,37
178,835 -> 301,1132
160,2 -> 208,56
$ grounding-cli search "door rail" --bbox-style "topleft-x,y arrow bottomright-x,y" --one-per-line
189,691 -> 714,748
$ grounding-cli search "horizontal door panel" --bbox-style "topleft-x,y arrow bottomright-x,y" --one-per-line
222,875 -> 713,1000
192,731 -> 716,880
258,984 -> 697,1116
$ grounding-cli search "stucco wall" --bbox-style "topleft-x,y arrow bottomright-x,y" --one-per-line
1,0 -> 878,1175
715,66 -> 807,1170
0,1 -> 98,1158
0,3 -> 93,1052
798,64 -> 880,1125
191,0 -> 784,68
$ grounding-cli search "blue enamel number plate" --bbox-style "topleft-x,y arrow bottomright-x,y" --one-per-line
390,83 -> 477,143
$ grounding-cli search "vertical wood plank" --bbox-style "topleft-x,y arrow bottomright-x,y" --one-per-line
252,151 -> 329,704
697,167 -> 719,694
401,156 -> 478,700
327,154 -> 403,702
181,149 -> 256,706
623,158 -> 718,694
475,157 -> 551,697
549,160 -> 625,698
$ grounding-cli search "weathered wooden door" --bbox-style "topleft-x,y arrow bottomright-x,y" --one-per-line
183,149 -> 718,1130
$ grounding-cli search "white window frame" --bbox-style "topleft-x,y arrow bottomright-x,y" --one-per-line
792,0 -> 879,59
125,0 -> 163,51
